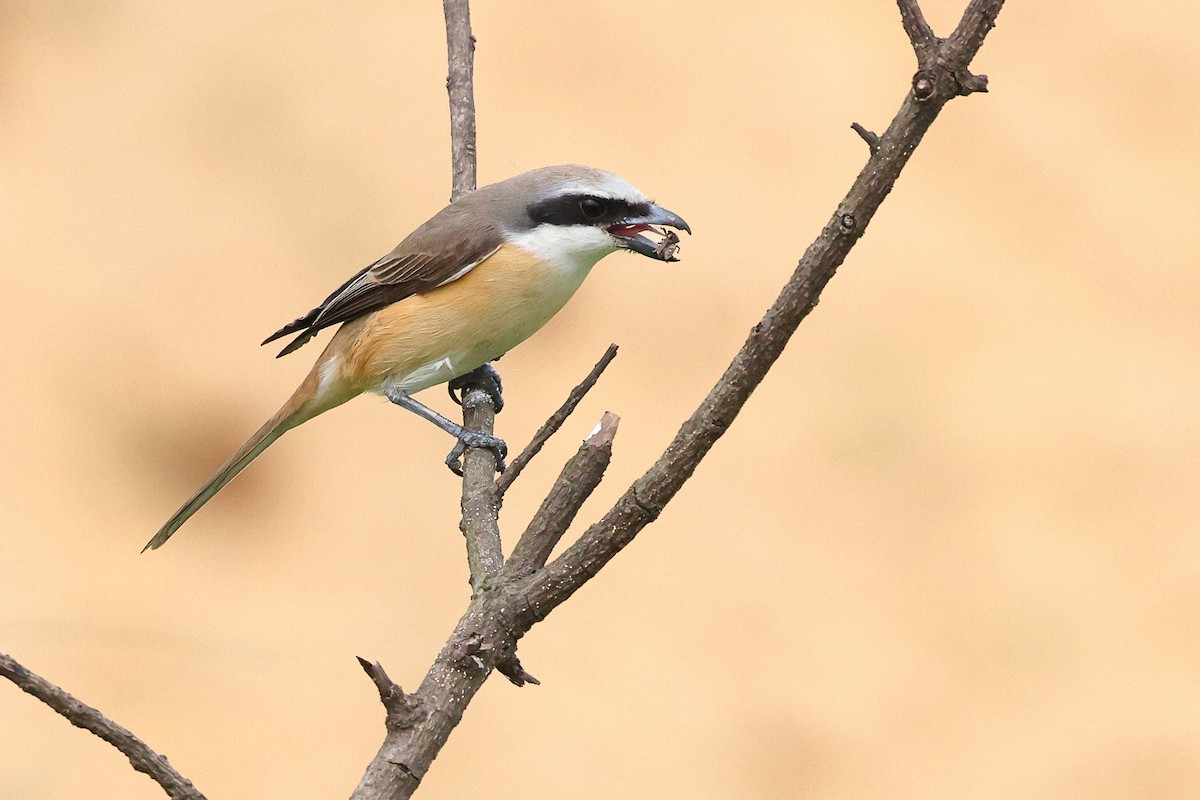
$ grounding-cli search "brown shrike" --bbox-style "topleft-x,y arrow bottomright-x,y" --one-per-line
145,165 -> 689,550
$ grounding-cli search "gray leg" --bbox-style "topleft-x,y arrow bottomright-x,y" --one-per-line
385,388 -> 507,476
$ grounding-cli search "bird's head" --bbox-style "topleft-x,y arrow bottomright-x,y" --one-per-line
478,164 -> 691,266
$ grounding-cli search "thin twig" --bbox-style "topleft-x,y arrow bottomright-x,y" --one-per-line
357,657 -> 401,706
496,344 -> 619,496
443,0 -> 476,202
850,122 -> 881,154
1,652 -> 208,800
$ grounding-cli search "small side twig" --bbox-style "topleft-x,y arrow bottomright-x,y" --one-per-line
496,344 -> 619,496
0,652 -> 208,800
357,657 -> 400,705
494,651 -> 540,687
357,657 -> 423,730
850,122 -> 880,154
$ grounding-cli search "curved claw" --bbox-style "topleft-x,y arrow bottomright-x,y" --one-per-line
448,364 -> 504,413
445,430 -> 508,476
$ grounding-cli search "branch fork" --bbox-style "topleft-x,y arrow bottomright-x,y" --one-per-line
900,0 -> 993,101
854,1 -> 994,155
2,1 -> 1007,798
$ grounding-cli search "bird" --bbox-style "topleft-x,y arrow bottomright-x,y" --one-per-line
144,164 -> 690,551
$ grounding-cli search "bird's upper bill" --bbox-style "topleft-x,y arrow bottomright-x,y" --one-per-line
608,203 -> 691,262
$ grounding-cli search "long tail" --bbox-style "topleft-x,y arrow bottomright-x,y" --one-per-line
143,374 -> 344,551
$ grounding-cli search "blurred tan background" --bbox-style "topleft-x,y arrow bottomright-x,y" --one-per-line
3,1 -> 1199,797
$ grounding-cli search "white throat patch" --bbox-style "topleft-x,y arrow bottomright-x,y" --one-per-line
507,224 -> 618,273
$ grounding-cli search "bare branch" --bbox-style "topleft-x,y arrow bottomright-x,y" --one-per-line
496,343 -> 619,496
515,0 -> 1008,618
349,8 -> 510,795
443,0 -> 476,202
1,652 -> 207,800
439,0 -> 505,594
458,388 -> 504,589
943,1 -> 997,97
352,2 -> 1007,797
504,412 -> 619,580
352,598 -> 516,800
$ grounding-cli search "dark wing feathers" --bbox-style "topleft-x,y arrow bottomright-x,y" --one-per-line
262,211 -> 503,357
260,311 -> 318,347
261,263 -> 374,347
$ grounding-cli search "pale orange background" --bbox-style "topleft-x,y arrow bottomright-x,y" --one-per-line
3,1 -> 1198,798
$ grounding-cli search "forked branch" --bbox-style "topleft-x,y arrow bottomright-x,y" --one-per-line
354,3 -> 1007,799
511,0 -> 1007,616
1,2 -> 1008,799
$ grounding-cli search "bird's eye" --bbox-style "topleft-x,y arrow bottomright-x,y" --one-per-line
580,197 -> 607,219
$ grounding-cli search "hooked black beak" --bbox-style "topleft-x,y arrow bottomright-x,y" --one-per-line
608,203 -> 691,262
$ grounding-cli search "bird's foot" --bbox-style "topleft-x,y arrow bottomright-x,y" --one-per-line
446,430 -> 508,477
448,363 -> 504,413
385,388 -> 506,476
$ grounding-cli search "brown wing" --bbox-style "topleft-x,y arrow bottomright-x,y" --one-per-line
262,208 -> 503,358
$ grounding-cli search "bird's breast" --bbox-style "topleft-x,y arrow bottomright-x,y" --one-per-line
332,241 -> 602,395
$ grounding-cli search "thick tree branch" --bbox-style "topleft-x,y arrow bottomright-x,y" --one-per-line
353,2 -> 1006,798
496,343 -> 619,496
438,0 -> 504,595
352,6 -> 498,796
458,388 -> 504,589
0,652 -> 208,800
514,0 -> 1007,621
352,592 -> 519,799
